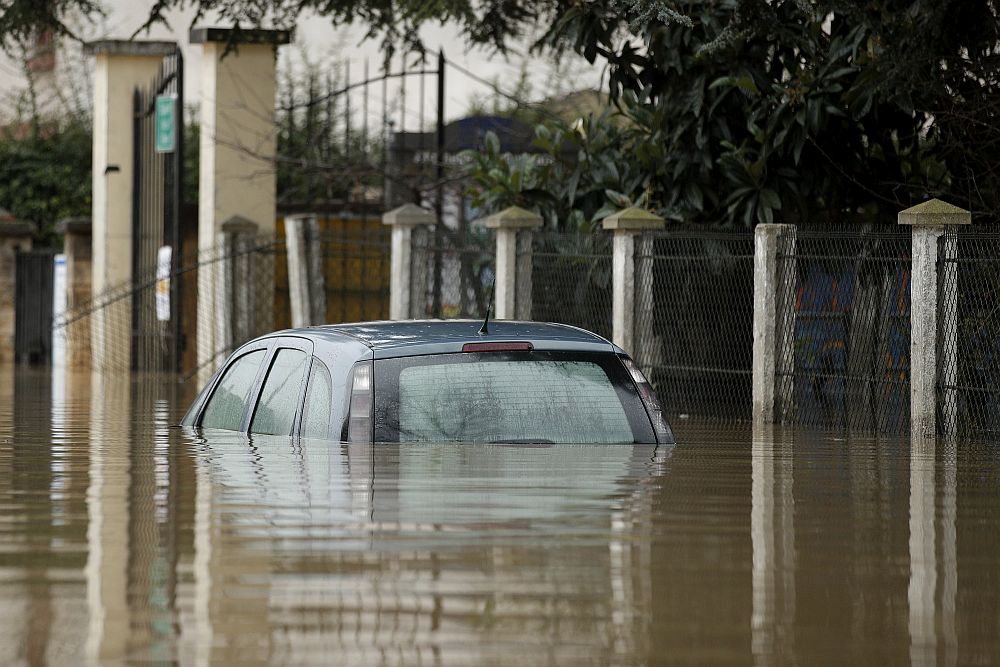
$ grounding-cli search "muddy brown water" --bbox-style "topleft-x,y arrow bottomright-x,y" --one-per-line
1,366 -> 998,666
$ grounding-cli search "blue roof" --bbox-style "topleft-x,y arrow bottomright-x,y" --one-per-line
299,320 -> 618,357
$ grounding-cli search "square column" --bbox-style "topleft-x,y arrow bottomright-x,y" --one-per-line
482,206 -> 543,320
383,204 -> 436,320
900,199 -> 970,438
56,217 -> 93,368
602,207 -> 665,355
192,27 -> 290,385
85,40 -> 177,372
752,224 -> 797,425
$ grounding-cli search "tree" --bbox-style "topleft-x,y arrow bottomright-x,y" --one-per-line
0,117 -> 91,243
3,0 -> 998,224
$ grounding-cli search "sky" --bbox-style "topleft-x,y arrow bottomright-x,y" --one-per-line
0,1 -> 604,127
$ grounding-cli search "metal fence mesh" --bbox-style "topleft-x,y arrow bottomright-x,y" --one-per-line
527,232 -> 613,340
938,229 -> 1000,438
777,227 -> 911,432
413,227 -> 494,319
56,223 -> 390,380
633,229 -> 755,420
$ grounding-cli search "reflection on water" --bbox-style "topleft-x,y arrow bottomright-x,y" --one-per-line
1,366 -> 999,665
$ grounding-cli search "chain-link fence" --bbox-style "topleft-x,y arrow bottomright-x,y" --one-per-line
527,231 -> 613,340
775,227 -> 911,432
275,221 -> 391,327
412,227 -> 494,318
632,229 -> 755,420
56,220 -> 391,380
938,229 -> 1000,438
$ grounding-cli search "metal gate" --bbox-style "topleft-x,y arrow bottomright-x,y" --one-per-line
132,48 -> 184,372
14,250 -> 55,364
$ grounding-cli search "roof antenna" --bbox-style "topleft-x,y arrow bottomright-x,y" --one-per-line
479,279 -> 495,335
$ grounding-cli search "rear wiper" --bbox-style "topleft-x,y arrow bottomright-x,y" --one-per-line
487,438 -> 555,444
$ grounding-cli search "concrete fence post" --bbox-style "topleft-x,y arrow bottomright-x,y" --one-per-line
214,216 -> 259,362
602,207 -> 665,357
383,204 -> 436,320
752,224 -> 797,425
286,213 -> 325,327
899,199 -> 970,438
0,217 -> 34,364
56,217 -> 93,367
482,206 -> 543,320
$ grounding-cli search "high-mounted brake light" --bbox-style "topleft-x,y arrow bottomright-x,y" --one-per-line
622,357 -> 674,444
345,361 -> 372,443
462,342 -> 534,353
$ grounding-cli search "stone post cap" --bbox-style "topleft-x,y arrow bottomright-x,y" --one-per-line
56,217 -> 92,235
190,27 -> 293,45
83,40 -> 177,57
220,215 -> 259,234
601,207 -> 665,231
898,199 -> 971,226
382,203 -> 436,227
754,223 -> 797,234
479,205 -> 543,229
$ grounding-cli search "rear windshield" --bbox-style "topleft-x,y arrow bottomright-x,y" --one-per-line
373,351 -> 654,444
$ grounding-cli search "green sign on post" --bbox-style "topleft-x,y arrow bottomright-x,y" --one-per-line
154,94 -> 176,153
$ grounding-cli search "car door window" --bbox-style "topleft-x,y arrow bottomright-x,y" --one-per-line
300,359 -> 333,439
250,348 -> 310,436
201,349 -> 267,430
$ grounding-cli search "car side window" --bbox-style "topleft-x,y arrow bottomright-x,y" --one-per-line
201,349 -> 267,430
250,348 -> 310,436
300,359 -> 333,439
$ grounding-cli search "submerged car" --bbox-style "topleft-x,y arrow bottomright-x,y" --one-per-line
182,320 -> 673,444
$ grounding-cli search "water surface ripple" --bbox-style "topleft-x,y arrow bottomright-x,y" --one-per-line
0,367 -> 997,665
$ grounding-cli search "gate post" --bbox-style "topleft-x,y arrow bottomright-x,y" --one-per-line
0,216 -> 34,364
752,224 -> 797,425
193,27 -> 290,385
383,204 -> 435,320
900,199 -> 970,438
483,206 -> 543,320
285,214 -> 325,327
603,208 -> 665,356
85,40 -> 177,372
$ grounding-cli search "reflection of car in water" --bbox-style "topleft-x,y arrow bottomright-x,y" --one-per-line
182,320 -> 674,444
184,431 -> 674,662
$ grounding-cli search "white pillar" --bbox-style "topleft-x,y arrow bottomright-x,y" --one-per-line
602,207 -> 665,354
285,213 -> 325,327
383,204 -> 436,320
192,27 -> 290,386
752,224 -> 797,425
85,40 -> 176,372
899,199 -> 970,439
482,206 -> 543,320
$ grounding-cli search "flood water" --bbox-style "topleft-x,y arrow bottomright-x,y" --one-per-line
1,366 -> 998,666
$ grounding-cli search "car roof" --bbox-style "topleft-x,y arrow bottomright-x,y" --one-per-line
272,320 -> 621,358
